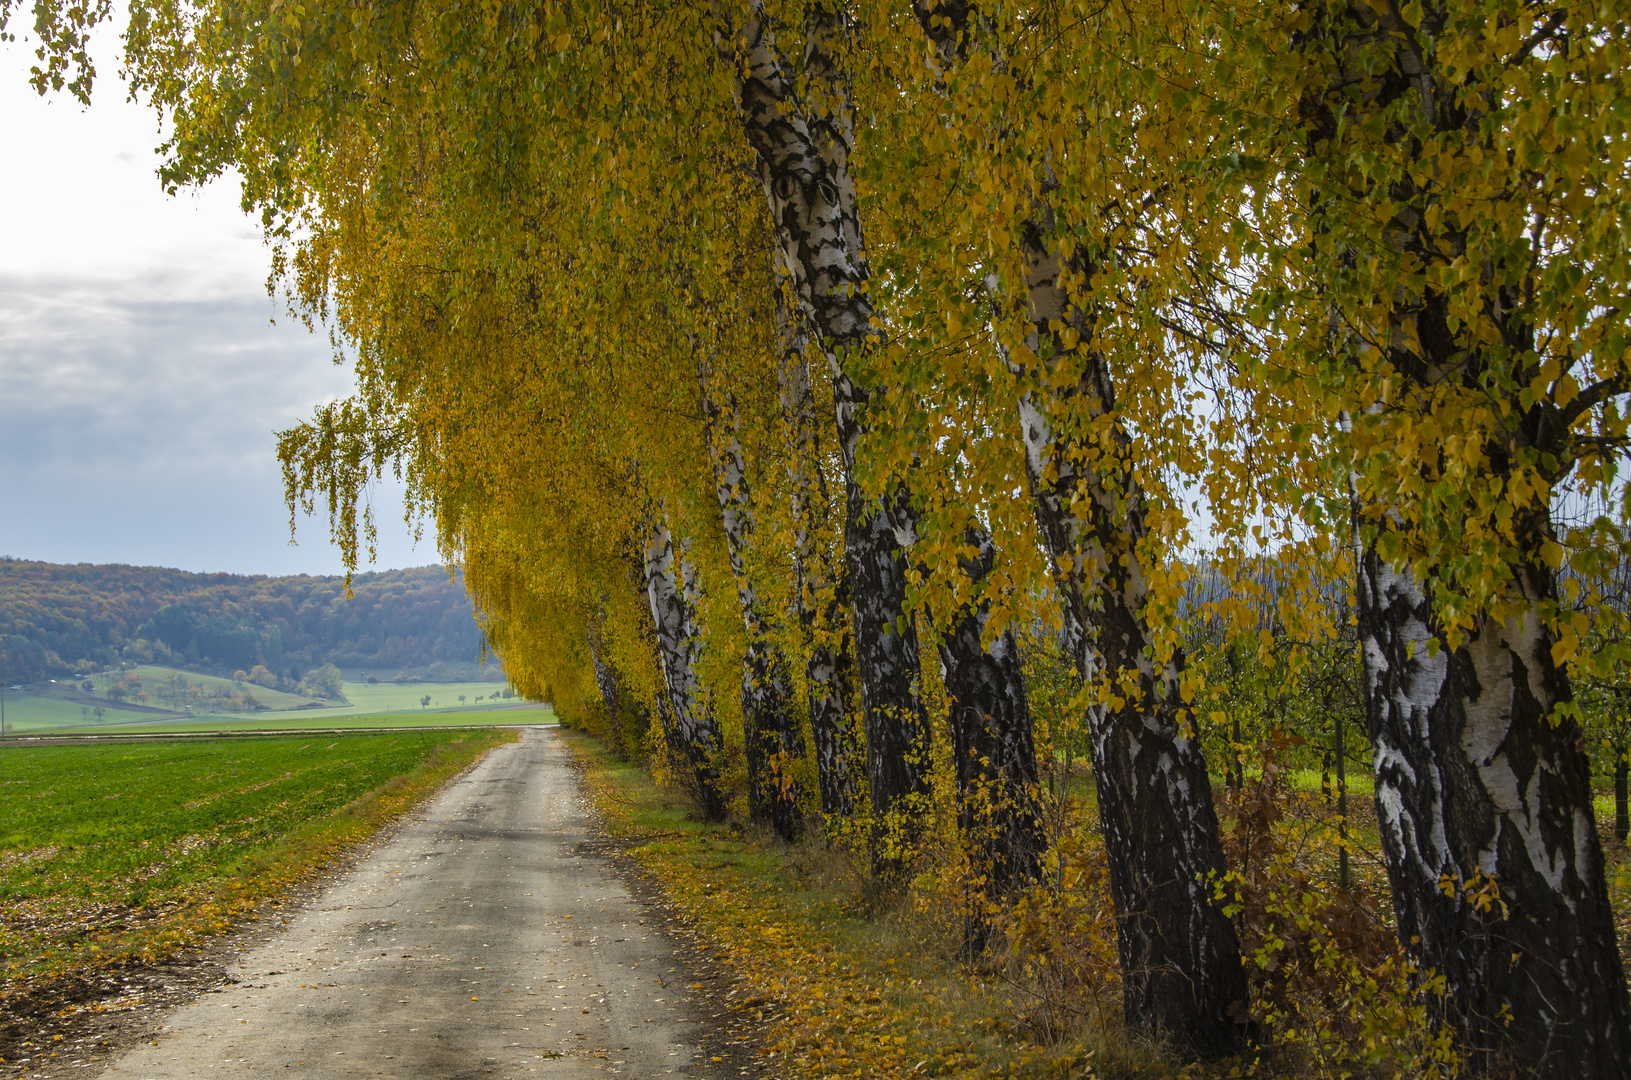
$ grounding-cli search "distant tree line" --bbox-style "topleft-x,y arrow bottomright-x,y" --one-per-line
0,559 -> 498,684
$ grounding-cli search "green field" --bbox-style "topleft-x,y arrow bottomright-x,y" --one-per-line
265,678 -> 520,717
0,693 -> 179,734
128,664 -> 320,711
0,730 -> 513,987
118,668 -> 517,718
2,663 -> 543,736
53,705 -> 556,735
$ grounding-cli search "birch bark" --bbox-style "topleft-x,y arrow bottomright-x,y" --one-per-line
778,304 -> 861,819
642,509 -> 729,821
912,2 -> 1248,1054
701,376 -> 804,841
586,617 -> 629,758
1308,5 -> 1631,1069
933,529 -> 1044,950
1356,541 -> 1629,1074
1017,350 -> 1248,1055
730,4 -> 936,839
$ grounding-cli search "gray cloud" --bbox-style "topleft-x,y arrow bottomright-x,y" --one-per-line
0,274 -> 427,574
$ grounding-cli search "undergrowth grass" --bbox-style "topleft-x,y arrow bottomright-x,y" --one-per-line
562,729 -> 1177,1080
0,729 -> 514,999
565,728 -> 1631,1078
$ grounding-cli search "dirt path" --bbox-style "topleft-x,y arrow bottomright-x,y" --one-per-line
79,728 -> 747,1079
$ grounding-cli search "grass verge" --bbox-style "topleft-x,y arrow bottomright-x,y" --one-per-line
560,729 -> 1176,1080
563,729 -> 1631,1079
0,729 -> 515,1009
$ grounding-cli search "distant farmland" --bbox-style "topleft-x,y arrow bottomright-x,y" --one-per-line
1,665 -> 546,735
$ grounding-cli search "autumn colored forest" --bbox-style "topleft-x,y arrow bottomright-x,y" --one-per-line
8,0 -> 1631,1074
0,559 -> 494,683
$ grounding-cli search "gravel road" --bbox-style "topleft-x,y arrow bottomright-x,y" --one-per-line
91,728 -> 737,1079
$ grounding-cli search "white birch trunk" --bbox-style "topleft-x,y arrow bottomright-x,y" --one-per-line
1312,4 -> 1631,1066
776,301 -> 861,819
905,0 -> 1249,1050
730,6 -> 933,840
586,616 -> 628,758
701,372 -> 804,841
1357,538 -> 1630,1074
642,509 -> 727,820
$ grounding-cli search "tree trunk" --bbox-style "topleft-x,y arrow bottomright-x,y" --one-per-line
702,376 -> 803,842
911,0 -> 1247,1053
732,6 -> 936,843
1357,546 -> 1631,1074
1021,382 -> 1249,1055
778,311 -> 860,819
1335,695 -> 1350,890
642,510 -> 728,821
1004,178 -> 1248,1063
1616,738 -> 1628,846
1303,4 -> 1631,1069
935,529 -> 1044,953
586,621 -> 626,758
807,584 -> 860,817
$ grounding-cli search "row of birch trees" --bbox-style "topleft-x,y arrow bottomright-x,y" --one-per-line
10,0 -> 1631,1071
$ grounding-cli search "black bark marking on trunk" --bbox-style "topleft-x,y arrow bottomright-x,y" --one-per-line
779,315 -> 861,820
1357,548 -> 1631,1075
807,585 -> 861,818
587,620 -> 628,759
702,377 -> 804,842
934,529 -> 1044,954
844,484 -> 931,829
642,511 -> 728,822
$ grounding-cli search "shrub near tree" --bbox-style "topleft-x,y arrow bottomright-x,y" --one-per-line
11,0 -> 1631,1071
299,664 -> 347,702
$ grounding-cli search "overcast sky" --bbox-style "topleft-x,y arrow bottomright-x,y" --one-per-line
0,28 -> 426,576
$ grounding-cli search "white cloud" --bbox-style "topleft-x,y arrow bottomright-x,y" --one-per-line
0,35 -> 425,575
0,277 -> 427,574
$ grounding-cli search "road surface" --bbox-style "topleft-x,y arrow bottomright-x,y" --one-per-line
93,728 -> 730,1079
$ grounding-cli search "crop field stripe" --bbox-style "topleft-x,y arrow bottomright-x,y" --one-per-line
36,707 -> 557,737
1,725 -> 550,747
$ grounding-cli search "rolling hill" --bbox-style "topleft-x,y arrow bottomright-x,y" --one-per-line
0,559 -> 502,685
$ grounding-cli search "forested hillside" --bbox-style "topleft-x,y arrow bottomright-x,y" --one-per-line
0,559 -> 495,683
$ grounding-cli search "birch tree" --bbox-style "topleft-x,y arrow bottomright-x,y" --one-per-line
852,1 -> 1254,1053
724,4 -> 1040,875
1229,1 -> 1631,1070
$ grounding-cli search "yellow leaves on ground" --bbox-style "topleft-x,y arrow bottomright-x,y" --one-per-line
566,730 -> 1106,1080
